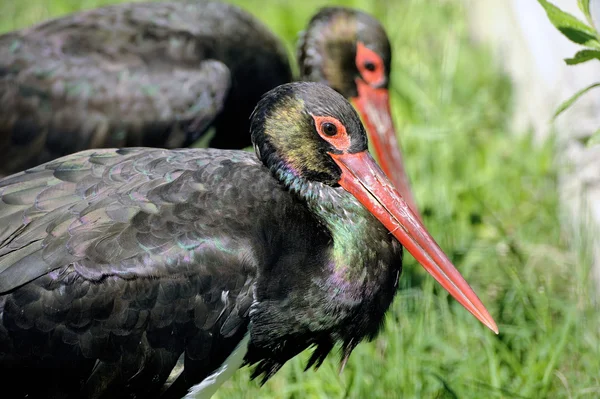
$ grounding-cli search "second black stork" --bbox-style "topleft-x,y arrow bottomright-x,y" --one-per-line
0,2 -> 420,219
0,82 -> 496,399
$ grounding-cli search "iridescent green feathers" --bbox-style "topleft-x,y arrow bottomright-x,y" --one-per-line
251,82 -> 367,187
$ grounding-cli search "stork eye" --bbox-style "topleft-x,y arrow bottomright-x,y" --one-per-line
364,62 -> 376,72
321,122 -> 338,136
356,42 -> 385,86
312,115 -> 351,151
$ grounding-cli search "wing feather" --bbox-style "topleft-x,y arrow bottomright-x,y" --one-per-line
0,147 -> 266,397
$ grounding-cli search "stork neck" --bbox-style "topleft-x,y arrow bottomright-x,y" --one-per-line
294,175 -> 394,288
271,161 -> 396,273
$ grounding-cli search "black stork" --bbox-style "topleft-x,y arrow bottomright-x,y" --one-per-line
0,82 -> 497,399
0,1 -> 421,219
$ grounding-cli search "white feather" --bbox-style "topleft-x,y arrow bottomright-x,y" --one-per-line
183,332 -> 250,399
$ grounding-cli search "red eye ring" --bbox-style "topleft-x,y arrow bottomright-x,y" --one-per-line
356,42 -> 385,86
312,115 -> 352,152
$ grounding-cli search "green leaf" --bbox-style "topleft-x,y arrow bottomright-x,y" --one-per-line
565,49 -> 600,64
553,82 -> 600,119
586,129 -> 600,146
538,0 -> 600,48
578,0 -> 598,28
578,0 -> 591,19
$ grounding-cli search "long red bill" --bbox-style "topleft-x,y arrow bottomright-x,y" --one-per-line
351,80 -> 422,223
331,150 -> 498,334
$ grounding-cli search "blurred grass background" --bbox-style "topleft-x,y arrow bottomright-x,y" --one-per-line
1,0 -> 599,398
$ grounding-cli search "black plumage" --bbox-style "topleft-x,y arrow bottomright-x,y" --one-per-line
0,82 -> 397,398
0,82 -> 497,399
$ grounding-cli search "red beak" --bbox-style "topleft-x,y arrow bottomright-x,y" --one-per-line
351,79 -> 422,223
331,150 -> 498,334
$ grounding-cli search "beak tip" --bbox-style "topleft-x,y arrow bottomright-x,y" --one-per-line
491,323 -> 499,335
482,315 -> 499,334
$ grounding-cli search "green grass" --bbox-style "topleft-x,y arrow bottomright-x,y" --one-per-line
2,0 -> 599,397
